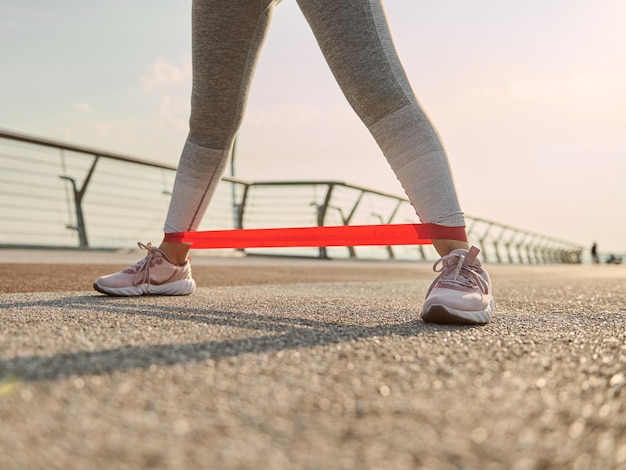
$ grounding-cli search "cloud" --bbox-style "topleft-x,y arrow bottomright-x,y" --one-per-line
141,56 -> 191,90
135,56 -> 192,131
50,57 -> 194,161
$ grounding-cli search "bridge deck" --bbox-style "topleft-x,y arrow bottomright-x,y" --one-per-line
1,249 -> 625,469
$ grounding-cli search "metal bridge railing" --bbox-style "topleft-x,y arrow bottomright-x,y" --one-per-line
0,128 -> 584,263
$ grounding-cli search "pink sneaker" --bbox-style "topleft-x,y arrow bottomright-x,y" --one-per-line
421,246 -> 493,325
93,242 -> 195,296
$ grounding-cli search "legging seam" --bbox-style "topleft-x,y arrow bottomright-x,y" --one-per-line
185,151 -> 226,232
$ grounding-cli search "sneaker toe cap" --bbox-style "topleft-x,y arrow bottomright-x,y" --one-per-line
94,273 -> 135,289
424,287 -> 490,312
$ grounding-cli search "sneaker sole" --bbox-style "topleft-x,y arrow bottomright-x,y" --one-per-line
93,279 -> 196,297
421,300 -> 493,325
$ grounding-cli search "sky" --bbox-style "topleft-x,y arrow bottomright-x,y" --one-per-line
1,0 -> 625,253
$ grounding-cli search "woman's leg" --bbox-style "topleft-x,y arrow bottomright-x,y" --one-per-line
297,0 -> 491,324
94,0 -> 277,295
296,0 -> 468,256
161,0 -> 277,264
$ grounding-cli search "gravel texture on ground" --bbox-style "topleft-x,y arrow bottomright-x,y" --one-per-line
0,251 -> 625,469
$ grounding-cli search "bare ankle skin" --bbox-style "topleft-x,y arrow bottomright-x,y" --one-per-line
158,241 -> 191,265
432,239 -> 470,257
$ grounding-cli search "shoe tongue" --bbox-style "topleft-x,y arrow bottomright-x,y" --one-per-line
446,247 -> 482,267
464,246 -> 482,267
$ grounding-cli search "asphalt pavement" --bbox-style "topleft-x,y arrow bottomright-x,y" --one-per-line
1,249 -> 625,469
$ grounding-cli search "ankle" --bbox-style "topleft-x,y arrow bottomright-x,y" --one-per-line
432,239 -> 470,257
158,241 -> 191,265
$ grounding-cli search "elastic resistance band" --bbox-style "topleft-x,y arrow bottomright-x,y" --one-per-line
164,224 -> 467,249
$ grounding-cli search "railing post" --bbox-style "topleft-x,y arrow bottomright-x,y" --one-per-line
59,155 -> 99,248
236,183 -> 250,230
372,214 -> 395,259
342,191 -> 365,259
327,191 -> 364,259
525,236 -> 537,264
516,234 -> 528,264
384,200 -> 404,260
316,183 -> 335,259
59,177 -> 88,248
478,223 -> 493,263
505,231 -> 520,264
494,228 -> 506,264
228,182 -> 251,254
327,206 -> 357,259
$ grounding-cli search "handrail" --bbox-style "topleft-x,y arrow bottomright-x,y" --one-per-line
0,127 -> 246,248
242,180 -> 584,263
0,127 -> 176,171
251,179 -> 414,201
0,127 -> 246,185
0,127 -> 586,262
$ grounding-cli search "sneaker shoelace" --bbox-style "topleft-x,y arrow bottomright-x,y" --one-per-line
431,249 -> 489,294
123,242 -> 164,286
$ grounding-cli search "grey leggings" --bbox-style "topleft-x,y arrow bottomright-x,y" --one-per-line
164,0 -> 465,233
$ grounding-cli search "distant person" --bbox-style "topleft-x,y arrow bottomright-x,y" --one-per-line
606,254 -> 622,265
93,0 -> 493,325
591,242 -> 599,264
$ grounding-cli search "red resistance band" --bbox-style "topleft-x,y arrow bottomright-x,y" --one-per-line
164,224 -> 467,249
